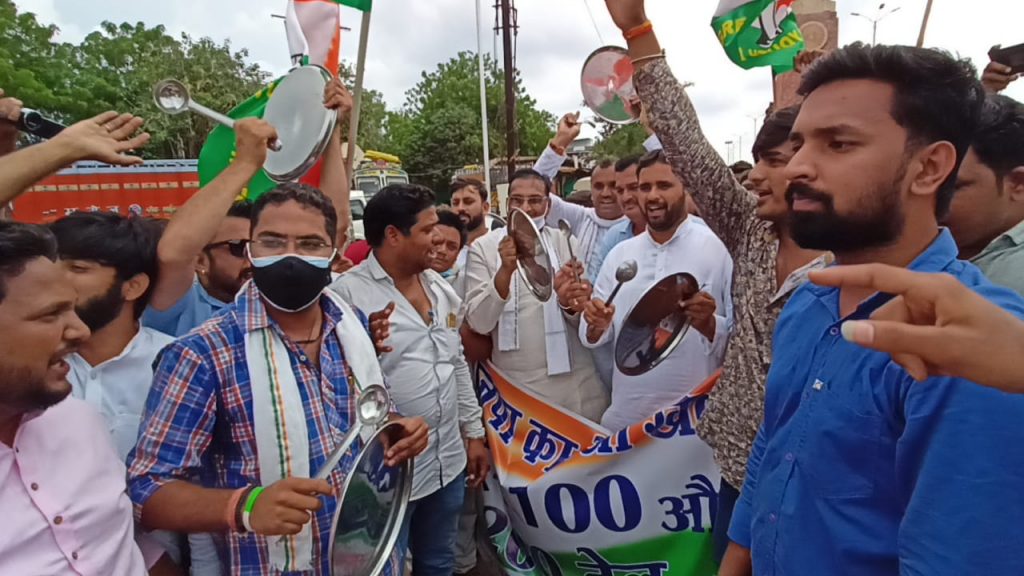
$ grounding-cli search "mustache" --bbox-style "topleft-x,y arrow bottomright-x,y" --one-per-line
786,182 -> 833,207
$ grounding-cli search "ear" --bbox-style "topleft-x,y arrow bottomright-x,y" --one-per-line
482,200 -> 491,213
121,272 -> 151,304
909,141 -> 958,200
1005,166 -> 1024,203
384,224 -> 401,246
195,251 -> 210,275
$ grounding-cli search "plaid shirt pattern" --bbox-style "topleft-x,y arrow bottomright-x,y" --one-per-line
128,282 -> 399,576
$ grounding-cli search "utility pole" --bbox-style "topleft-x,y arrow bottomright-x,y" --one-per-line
916,0 -> 934,47
498,0 -> 518,182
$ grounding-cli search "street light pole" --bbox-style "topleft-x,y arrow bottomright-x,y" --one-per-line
850,4 -> 901,46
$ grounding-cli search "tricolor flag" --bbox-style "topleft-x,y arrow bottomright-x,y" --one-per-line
198,0 -> 373,199
711,0 -> 804,74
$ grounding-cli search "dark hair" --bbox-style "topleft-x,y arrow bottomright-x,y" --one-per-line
752,105 -> 801,162
509,168 -> 552,195
615,154 -> 642,174
636,149 -> 669,177
251,183 -> 338,242
0,222 -> 58,304
730,160 -> 753,174
364,183 -> 437,247
970,94 -> 1024,182
594,157 -> 617,172
436,209 -> 468,248
798,43 -> 985,217
49,212 -> 162,318
226,200 -> 253,220
450,177 -> 487,203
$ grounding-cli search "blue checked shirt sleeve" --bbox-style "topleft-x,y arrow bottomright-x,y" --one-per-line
127,341 -> 218,519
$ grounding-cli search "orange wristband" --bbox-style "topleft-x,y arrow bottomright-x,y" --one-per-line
624,21 -> 654,41
225,487 -> 248,532
549,142 -> 567,156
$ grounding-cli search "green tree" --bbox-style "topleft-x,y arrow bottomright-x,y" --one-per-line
390,51 -> 555,195
0,0 -> 77,117
592,122 -> 649,159
338,61 -> 391,153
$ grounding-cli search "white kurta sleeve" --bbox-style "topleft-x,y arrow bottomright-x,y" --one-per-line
579,245 -> 619,349
463,239 -> 508,335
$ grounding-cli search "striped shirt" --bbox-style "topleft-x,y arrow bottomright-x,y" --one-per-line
127,282 -> 399,576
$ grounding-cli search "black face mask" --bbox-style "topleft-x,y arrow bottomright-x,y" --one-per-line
250,254 -> 334,312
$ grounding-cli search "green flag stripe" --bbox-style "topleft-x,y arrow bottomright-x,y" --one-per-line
338,0 -> 372,11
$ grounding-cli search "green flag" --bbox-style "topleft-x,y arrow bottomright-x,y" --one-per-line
339,0 -> 372,11
711,0 -> 804,74
197,78 -> 282,201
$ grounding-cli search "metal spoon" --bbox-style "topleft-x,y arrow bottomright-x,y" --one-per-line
557,219 -> 581,284
605,259 -> 638,306
153,78 -> 282,151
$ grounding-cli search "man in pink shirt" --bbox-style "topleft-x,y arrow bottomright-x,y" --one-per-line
0,221 -> 174,575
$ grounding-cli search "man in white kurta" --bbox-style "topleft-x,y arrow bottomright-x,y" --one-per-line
581,152 -> 734,432
463,170 -> 610,424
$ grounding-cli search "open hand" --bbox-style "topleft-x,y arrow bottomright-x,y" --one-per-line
52,111 -> 151,166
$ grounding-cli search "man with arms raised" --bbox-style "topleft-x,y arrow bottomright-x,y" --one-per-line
714,44 -> 1024,575
602,0 -> 830,560
128,183 -> 428,575
0,222 -> 174,574
581,150 -> 733,432
464,169 -> 609,423
145,80 -> 353,337
534,115 -> 625,278
332,185 -> 488,576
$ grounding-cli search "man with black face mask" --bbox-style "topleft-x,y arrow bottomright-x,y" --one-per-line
128,183 -> 429,576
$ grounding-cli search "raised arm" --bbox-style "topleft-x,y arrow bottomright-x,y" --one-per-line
604,0 -> 755,254
320,77 -> 353,246
0,111 -> 150,205
148,119 -> 276,311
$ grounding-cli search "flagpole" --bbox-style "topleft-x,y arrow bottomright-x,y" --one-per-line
916,0 -> 934,48
475,0 -> 493,195
347,9 -> 372,175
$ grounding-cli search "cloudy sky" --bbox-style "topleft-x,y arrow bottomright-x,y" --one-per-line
15,0 -> 1024,162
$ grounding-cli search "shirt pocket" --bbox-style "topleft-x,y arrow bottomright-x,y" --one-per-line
804,384 -> 885,500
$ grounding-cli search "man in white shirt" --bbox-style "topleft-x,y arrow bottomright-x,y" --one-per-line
49,212 -> 192,569
331,184 -> 488,576
430,209 -> 469,297
582,150 -> 734,431
534,114 -> 626,280
463,169 -> 610,423
0,221 -> 172,575
49,212 -> 172,460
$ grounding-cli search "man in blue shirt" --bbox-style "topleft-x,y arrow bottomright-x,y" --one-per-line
719,43 -> 1024,575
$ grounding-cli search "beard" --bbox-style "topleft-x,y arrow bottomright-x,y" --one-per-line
76,281 -> 125,333
460,211 -> 485,232
0,364 -> 71,412
206,254 -> 248,300
644,198 -> 687,233
786,174 -> 905,253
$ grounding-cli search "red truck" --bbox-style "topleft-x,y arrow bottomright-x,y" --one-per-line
13,159 -> 201,224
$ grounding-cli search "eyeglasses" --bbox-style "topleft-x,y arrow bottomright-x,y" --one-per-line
205,239 -> 248,258
508,196 -> 547,208
249,237 -> 334,257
